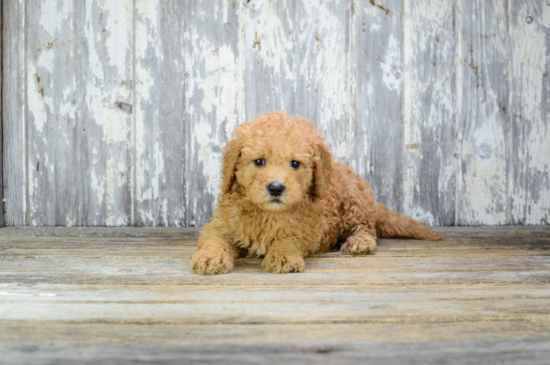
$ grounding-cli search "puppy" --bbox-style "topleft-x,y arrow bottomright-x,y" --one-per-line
191,111 -> 442,275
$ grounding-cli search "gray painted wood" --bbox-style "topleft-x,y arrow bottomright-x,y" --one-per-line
0,0 -> 3,227
183,0 -> 242,227
79,0 -> 134,226
456,0 -> 510,225
509,0 -> 550,225
134,0 -> 187,227
244,0 -> 354,165
402,0 -> 457,226
26,0 -> 81,226
354,0 -> 404,213
3,0 -> 26,226
2,0 -> 550,227
24,0 -> 134,226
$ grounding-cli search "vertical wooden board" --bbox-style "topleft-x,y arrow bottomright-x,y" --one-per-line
134,0 -> 186,227
0,0 -> 3,227
456,0 -> 510,225
26,0 -> 133,226
509,0 -> 550,225
79,0 -> 134,226
354,0 -> 404,212
183,0 -> 241,226
243,0 -> 296,121
25,0 -> 80,226
2,0 -> 26,226
244,0 -> 353,162
293,0 -> 353,165
402,0 -> 456,226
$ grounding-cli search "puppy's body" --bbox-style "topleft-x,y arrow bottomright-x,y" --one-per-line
192,112 -> 442,275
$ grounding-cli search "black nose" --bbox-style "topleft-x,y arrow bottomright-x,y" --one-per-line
267,182 -> 286,197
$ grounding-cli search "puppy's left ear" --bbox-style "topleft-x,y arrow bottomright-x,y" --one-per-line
220,136 -> 242,194
311,140 -> 334,200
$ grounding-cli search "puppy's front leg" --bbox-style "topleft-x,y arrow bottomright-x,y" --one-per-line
191,225 -> 238,275
262,239 -> 306,274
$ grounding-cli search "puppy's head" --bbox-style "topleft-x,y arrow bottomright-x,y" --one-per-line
220,111 -> 333,212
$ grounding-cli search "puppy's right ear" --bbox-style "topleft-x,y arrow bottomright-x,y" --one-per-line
220,136 -> 242,194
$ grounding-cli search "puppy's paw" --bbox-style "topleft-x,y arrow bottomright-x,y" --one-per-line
191,249 -> 234,275
262,253 -> 305,274
340,235 -> 377,255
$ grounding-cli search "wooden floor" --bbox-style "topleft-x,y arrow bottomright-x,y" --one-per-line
1,227 -> 549,364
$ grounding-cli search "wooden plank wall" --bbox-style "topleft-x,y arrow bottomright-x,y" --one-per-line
2,0 -> 549,227
0,0 -> 3,227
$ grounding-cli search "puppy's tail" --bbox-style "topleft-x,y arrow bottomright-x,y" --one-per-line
375,202 -> 443,241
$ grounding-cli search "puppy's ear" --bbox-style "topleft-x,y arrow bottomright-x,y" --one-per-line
311,140 -> 333,200
220,136 -> 242,194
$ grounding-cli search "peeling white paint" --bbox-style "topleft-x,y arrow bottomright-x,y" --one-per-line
246,0 -> 295,82
381,35 -> 401,92
402,0 -> 455,223
9,0 -> 550,227
456,1 -> 509,226
40,0 -> 73,37
92,105 -> 130,143
104,1 -> 133,76
510,3 -> 550,224
192,120 -> 224,197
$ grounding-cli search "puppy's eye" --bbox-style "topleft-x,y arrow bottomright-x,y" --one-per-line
254,159 -> 266,167
290,160 -> 300,169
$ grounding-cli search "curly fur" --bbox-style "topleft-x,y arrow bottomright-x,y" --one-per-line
191,111 -> 443,275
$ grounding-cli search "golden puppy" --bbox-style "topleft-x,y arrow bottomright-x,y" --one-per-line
191,111 -> 442,275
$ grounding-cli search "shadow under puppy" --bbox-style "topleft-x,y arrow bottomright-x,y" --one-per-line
191,111 -> 442,275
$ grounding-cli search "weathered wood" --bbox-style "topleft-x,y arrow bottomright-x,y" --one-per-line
26,0 -> 80,226
243,0 -> 354,164
0,0 -> 3,227
456,0 -> 510,225
183,0 -> 242,227
402,0 -> 457,226
1,225 -> 548,238
509,0 -> 550,225
243,0 -> 296,120
80,0 -> 134,226
354,0 -> 404,213
2,1 -> 550,227
0,227 -> 549,363
1,228 -> 550,287
1,330 -> 549,365
134,0 -> 187,227
2,0 -> 26,226
25,0 -> 134,226
2,284 -> 550,323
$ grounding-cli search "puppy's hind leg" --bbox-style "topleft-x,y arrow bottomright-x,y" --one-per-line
340,225 -> 377,255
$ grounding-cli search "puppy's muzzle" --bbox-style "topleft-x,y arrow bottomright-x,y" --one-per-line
267,182 -> 285,197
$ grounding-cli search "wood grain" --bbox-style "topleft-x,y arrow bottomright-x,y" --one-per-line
402,0 -> 457,226
354,0 -> 404,213
509,0 -> 550,225
183,0 -> 242,227
456,0 -> 510,225
2,0 -> 550,227
25,0 -> 80,226
0,227 -> 549,364
243,0 -> 354,164
79,0 -> 134,226
24,0 -> 134,226
0,0 -> 3,227
3,0 -> 26,226
134,0 -> 187,227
